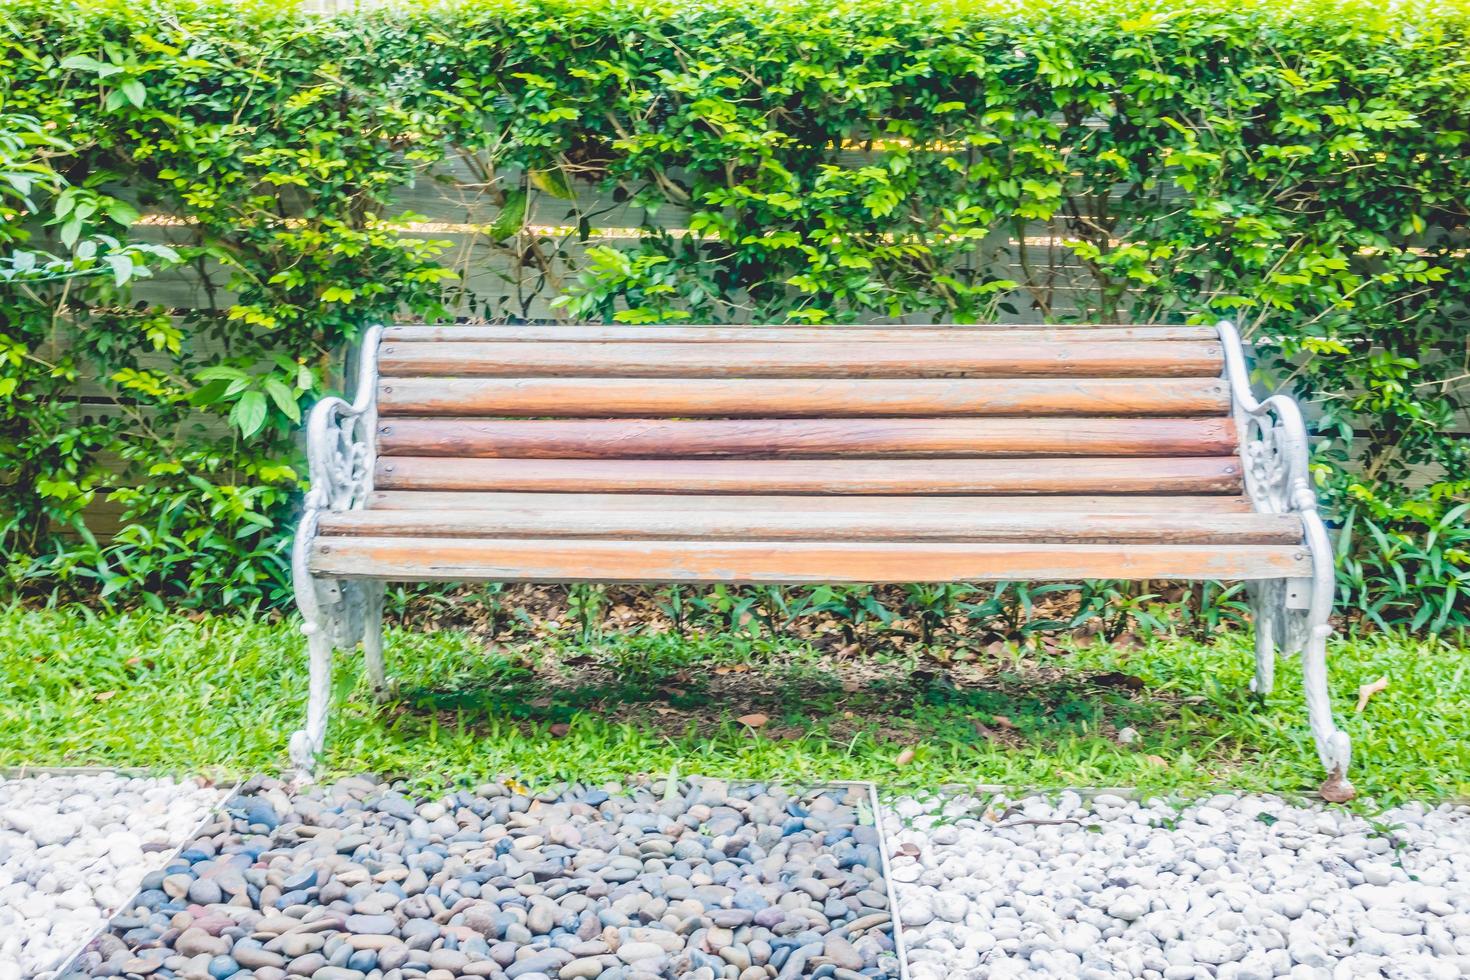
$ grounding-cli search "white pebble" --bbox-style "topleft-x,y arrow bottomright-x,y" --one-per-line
884,792 -> 1470,979
0,772 -> 221,977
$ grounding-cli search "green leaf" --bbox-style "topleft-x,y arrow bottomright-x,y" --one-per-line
529,168 -> 576,200
229,391 -> 268,438
490,188 -> 528,241
195,366 -> 249,383
262,378 -> 301,423
120,78 -> 146,108
105,199 -> 140,227
103,253 -> 134,286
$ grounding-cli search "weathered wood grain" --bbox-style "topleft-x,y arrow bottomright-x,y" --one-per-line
321,323 -> 1300,587
375,417 -> 1238,458
380,324 -> 1219,343
376,377 -> 1233,417
363,491 -> 1259,513
376,340 -> 1224,378
316,509 -> 1302,544
309,537 -> 1311,582
372,456 -> 1243,494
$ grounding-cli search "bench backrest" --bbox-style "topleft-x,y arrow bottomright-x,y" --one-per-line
368,324 -> 1244,501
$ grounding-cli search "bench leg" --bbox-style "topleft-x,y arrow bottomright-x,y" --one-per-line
1247,582 -> 1278,696
1250,579 -> 1353,801
288,620 -> 334,780
1251,625 -> 1276,696
362,583 -> 389,701
1303,623 -> 1354,802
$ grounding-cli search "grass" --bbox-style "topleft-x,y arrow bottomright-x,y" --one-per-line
0,603 -> 1465,806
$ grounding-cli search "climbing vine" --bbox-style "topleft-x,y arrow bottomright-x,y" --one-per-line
1,0 -> 1467,628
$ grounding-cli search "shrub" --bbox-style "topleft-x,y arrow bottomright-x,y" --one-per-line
1,0 -> 1467,627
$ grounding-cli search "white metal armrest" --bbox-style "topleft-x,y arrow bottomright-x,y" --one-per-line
1217,319 -> 1352,801
288,324 -> 385,779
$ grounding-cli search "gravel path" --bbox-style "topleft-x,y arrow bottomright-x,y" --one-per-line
77,776 -> 899,980
885,790 -> 1470,979
0,772 -> 223,980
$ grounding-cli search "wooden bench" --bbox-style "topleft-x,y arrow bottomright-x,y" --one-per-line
289,322 -> 1351,800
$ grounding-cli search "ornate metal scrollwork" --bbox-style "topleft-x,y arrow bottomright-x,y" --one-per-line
310,401 -> 376,513
1218,320 -> 1352,800
288,326 -> 385,776
291,324 -> 384,642
304,325 -> 383,514
1217,321 -> 1333,651
1241,411 -> 1294,515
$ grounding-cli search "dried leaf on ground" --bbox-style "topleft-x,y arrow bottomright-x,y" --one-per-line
1356,675 -> 1389,713
737,712 -> 769,728
1090,671 -> 1146,691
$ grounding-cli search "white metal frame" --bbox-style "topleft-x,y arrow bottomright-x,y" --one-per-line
1217,319 -> 1352,802
288,324 -> 387,776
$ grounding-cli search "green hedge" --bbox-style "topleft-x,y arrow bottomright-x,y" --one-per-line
2,0 -> 1468,627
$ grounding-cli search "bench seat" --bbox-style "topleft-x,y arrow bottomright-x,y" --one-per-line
289,321 -> 1352,800
311,494 -> 1307,582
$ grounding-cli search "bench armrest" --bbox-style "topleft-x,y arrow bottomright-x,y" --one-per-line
292,324 -> 384,632
1217,319 -> 1334,632
303,324 -> 384,514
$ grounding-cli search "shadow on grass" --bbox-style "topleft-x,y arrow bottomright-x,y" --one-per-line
385,649 -> 1204,750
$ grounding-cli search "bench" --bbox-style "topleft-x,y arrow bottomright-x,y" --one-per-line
289,322 -> 1351,800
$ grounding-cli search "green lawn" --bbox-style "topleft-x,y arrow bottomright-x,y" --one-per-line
0,604 -> 1464,805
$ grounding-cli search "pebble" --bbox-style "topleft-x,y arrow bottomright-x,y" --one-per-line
560,957 -> 604,979
0,772 -> 220,978
887,791 -> 1470,980
78,776 -> 899,980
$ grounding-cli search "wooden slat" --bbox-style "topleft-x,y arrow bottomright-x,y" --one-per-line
309,537 -> 1311,583
317,509 -> 1302,544
376,341 -> 1223,378
376,378 -> 1232,418
373,456 -> 1242,494
376,417 -> 1237,458
380,324 -> 1219,343
364,491 -> 1259,514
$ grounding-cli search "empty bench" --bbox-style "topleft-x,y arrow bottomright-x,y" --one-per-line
289,322 -> 1351,800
